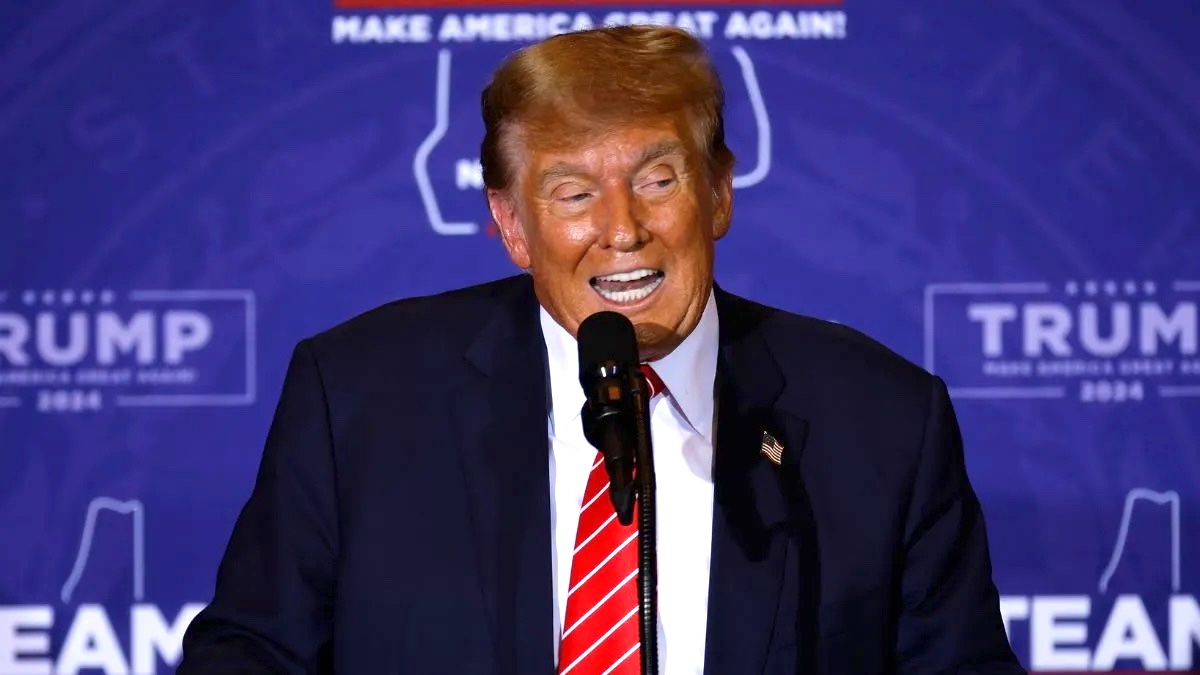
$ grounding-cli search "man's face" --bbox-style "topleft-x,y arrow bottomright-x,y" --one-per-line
488,117 -> 733,361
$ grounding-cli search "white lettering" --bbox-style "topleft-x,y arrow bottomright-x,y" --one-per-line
57,604 -> 129,675
468,14 -> 502,40
1024,304 -> 1073,357
1032,596 -> 1090,669
438,15 -> 465,41
724,11 -> 846,40
1170,595 -> 1200,668
331,15 -> 431,44
1079,302 -> 1130,357
0,606 -> 52,675
162,311 -> 211,365
456,159 -> 483,190
1003,594 -> 1200,669
805,11 -> 845,39
438,13 -> 580,42
0,604 -> 209,675
412,14 -> 433,42
0,310 -> 214,367
359,16 -> 387,42
1091,595 -> 1166,669
991,301 -> 1200,357
96,312 -> 154,366
633,11 -> 672,27
37,313 -> 89,366
748,11 -> 776,39
1142,302 -> 1198,355
967,303 -> 1017,357
571,13 -> 595,32
571,13 -> 594,32
677,11 -> 718,39
598,11 -> 714,38
131,604 -> 204,674
331,16 -> 359,42
725,11 -> 750,38
0,313 -> 31,366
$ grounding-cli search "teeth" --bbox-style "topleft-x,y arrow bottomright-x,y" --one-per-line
595,268 -> 658,282
594,274 -> 664,304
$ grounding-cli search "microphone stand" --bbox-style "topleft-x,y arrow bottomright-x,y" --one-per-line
586,364 -> 658,675
629,370 -> 658,675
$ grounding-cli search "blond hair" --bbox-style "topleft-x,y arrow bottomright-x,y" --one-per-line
479,25 -> 735,191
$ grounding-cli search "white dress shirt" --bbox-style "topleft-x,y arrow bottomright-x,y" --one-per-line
541,292 -> 719,675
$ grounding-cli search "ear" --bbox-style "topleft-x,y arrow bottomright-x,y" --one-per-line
711,170 -> 734,240
487,188 -> 531,270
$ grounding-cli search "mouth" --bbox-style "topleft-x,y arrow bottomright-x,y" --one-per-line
589,268 -> 665,305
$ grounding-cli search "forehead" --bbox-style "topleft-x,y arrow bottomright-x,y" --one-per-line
519,118 -> 695,180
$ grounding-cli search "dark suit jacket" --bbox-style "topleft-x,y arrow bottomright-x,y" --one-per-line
179,274 -> 1025,674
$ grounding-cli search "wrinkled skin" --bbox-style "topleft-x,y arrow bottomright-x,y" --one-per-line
488,117 -> 733,361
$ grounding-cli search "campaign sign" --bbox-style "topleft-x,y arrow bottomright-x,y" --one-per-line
925,280 -> 1200,404
0,289 -> 256,414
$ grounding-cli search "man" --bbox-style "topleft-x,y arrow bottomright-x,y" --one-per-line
179,25 -> 1025,674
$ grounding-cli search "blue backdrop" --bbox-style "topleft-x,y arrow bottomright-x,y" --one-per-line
1,1 -> 1198,673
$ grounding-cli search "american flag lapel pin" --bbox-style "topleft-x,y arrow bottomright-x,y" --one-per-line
760,431 -> 784,466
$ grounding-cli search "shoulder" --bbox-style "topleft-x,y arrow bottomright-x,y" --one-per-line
298,274 -> 527,390
718,289 -> 937,416
717,290 -> 951,503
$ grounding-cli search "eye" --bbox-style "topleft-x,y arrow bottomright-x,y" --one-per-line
550,182 -> 593,204
639,169 -> 678,193
558,191 -> 591,204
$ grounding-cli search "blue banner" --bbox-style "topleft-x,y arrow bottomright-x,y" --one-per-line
2,1 -> 1198,672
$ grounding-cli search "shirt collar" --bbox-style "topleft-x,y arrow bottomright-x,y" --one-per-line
540,291 -> 719,443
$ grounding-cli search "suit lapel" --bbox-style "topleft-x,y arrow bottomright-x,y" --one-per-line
704,289 -> 815,674
450,278 -> 555,675
447,280 -> 815,674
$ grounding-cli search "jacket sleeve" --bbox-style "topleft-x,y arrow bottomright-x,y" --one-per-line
178,339 -> 339,674
896,376 -> 1027,674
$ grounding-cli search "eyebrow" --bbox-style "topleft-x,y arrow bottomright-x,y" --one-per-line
636,140 -> 686,166
535,140 -> 687,192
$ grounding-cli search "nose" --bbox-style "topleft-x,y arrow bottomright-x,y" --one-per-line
597,187 -> 648,251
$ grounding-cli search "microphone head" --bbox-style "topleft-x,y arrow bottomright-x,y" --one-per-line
577,311 -> 638,380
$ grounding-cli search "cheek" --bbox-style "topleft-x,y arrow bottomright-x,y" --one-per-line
528,222 -> 596,277
656,209 -> 712,263
561,221 -> 596,248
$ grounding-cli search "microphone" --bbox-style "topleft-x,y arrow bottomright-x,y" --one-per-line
577,310 -> 660,675
577,311 -> 639,525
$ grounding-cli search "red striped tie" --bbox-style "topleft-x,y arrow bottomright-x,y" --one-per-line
557,365 -> 665,675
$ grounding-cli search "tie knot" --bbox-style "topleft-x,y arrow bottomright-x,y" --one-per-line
639,363 -> 666,399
